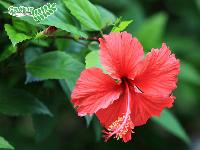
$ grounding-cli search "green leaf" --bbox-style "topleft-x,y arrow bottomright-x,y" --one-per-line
88,41 -> 99,51
33,115 -> 56,142
26,51 -> 84,80
93,117 -> 102,142
60,80 -> 92,128
152,110 -> 190,144
24,47 -> 43,65
96,5 -> 116,28
135,12 -> 168,52
165,34 -> 200,54
85,51 -> 102,69
24,47 -> 43,84
55,39 -> 69,51
19,16 -> 39,26
31,39 -> 49,47
39,3 -> 87,38
63,63 -> 84,91
179,61 -> 200,86
12,18 -> 37,36
175,83 -> 198,114
0,45 -> 17,62
0,86 -> 52,116
59,80 -> 91,128
0,0 -> 11,9
0,136 -> 14,149
112,19 -> 133,32
59,80 -> 71,98
121,1 -> 145,32
64,0 -> 102,31
85,116 -> 93,127
85,50 -> 107,75
4,24 -> 32,46
59,56 -> 86,93
196,0 -> 200,11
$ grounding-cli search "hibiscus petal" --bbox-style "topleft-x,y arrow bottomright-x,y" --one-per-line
99,32 -> 144,80
135,43 -> 180,96
96,93 -> 127,128
96,84 -> 134,142
131,92 -> 174,127
71,68 -> 121,116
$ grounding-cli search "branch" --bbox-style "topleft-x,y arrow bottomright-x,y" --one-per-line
50,35 -> 99,42
43,26 -> 100,45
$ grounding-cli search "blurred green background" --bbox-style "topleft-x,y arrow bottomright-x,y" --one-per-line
0,0 -> 200,150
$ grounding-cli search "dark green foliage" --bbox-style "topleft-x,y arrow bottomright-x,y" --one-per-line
0,0 -> 200,149
0,86 -> 52,116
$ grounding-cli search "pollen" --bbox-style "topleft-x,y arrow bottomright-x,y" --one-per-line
104,114 -> 134,141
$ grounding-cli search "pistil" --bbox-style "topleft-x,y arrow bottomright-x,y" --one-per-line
103,81 -> 134,141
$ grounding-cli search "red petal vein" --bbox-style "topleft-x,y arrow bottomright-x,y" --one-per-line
71,68 -> 121,116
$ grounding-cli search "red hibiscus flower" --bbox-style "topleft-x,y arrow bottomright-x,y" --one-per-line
71,32 -> 180,142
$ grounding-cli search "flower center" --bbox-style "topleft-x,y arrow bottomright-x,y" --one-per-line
103,81 -> 134,141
